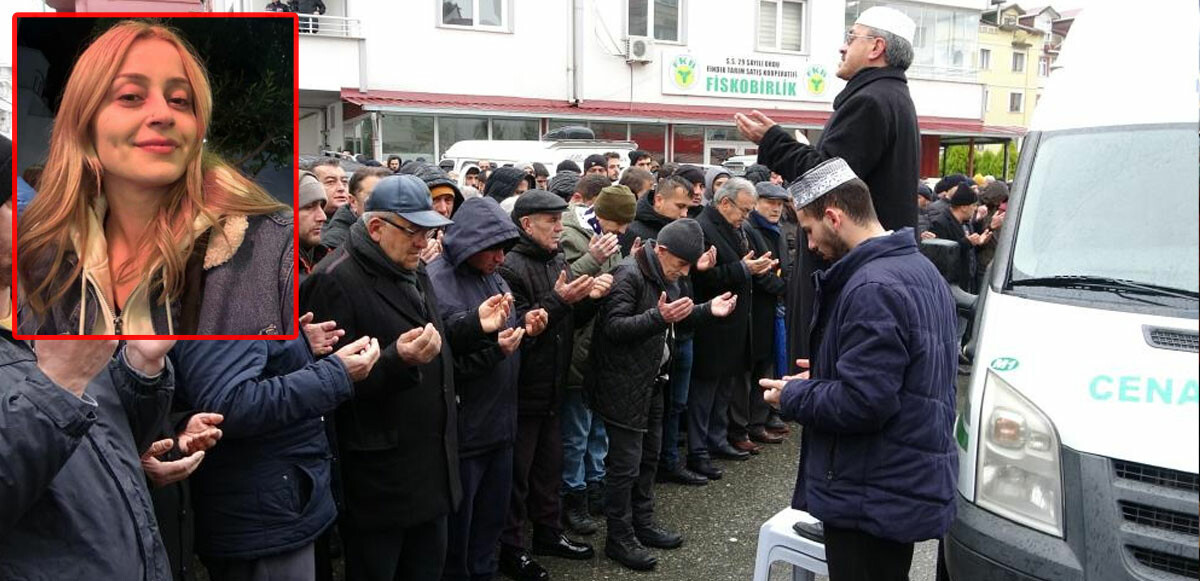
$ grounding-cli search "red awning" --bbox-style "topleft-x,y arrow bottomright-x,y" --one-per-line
340,89 -> 1025,139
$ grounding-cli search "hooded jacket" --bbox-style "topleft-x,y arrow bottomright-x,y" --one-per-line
1,331 -> 174,581
620,194 -> 672,255
19,201 -> 294,336
401,161 -> 465,216
703,166 -> 731,203
779,228 -> 958,544
426,197 -> 522,457
484,167 -> 528,204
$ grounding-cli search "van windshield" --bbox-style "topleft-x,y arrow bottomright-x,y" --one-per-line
1010,124 -> 1199,295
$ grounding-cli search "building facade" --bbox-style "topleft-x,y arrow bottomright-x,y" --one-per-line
271,0 -> 1020,178
977,3 -> 1073,129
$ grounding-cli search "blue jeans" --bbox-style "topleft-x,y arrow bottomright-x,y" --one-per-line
659,337 -> 693,470
560,388 -> 607,492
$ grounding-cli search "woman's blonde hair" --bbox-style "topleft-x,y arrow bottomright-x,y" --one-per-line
19,20 -> 287,315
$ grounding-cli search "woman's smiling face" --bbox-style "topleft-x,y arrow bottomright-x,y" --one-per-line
92,38 -> 198,192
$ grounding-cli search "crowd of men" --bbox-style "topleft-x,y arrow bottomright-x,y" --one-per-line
4,5 -> 983,581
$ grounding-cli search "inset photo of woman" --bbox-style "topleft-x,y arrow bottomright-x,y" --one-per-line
14,16 -> 298,337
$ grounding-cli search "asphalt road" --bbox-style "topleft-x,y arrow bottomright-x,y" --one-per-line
540,426 -> 939,581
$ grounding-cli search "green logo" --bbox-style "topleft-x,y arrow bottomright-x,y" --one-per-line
989,357 -> 1020,372
672,55 -> 697,89
805,65 -> 827,95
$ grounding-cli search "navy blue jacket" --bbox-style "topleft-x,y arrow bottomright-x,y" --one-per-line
427,197 -> 521,458
169,338 -> 352,559
780,228 -> 958,544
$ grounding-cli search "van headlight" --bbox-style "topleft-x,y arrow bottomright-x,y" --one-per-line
975,371 -> 1064,537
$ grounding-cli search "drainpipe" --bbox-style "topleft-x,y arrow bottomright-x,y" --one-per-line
568,0 -> 583,106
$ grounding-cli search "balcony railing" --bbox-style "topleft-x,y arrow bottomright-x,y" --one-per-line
298,14 -> 362,38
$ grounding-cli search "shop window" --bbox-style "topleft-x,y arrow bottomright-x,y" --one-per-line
438,116 -> 488,157
492,118 -> 540,140
591,122 -> 629,141
629,124 -> 666,161
381,114 -> 434,161
673,125 -> 704,164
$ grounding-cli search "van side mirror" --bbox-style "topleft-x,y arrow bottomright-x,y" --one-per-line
919,238 -> 961,281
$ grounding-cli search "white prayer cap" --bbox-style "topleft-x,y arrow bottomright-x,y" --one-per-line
788,158 -> 859,209
855,6 -> 916,45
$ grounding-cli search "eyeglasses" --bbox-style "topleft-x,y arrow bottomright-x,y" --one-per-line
724,198 -> 755,217
844,31 -> 879,45
379,218 -> 431,238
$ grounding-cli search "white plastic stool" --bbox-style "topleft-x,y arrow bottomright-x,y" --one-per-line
751,508 -> 828,581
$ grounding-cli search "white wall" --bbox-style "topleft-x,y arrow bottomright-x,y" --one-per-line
299,35 -> 361,92
335,0 -> 983,121
347,0 -> 571,100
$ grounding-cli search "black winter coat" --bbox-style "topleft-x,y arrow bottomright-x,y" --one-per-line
619,195 -> 672,256
586,244 -> 714,431
691,205 -> 753,379
746,211 -> 789,360
299,222 -> 491,531
758,66 -> 919,370
498,233 -> 596,416
927,205 -> 976,292
757,66 -> 920,231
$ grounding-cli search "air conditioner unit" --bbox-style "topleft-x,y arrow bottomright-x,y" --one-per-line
625,36 -> 654,63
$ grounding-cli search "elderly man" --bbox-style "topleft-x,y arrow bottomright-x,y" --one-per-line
587,219 -> 736,571
322,166 -> 392,251
617,176 -> 711,487
427,196 -> 533,581
688,178 -> 777,477
497,190 -> 612,580
300,175 -> 514,581
558,185 -> 636,535
728,182 -> 792,448
761,158 -> 958,581
735,6 -> 920,372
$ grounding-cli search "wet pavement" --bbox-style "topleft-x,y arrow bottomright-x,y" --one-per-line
540,427 -> 939,581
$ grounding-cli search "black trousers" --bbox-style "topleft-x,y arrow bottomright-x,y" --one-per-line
824,524 -> 914,581
445,445 -> 513,581
502,414 -> 563,548
342,515 -> 448,581
604,381 -> 665,529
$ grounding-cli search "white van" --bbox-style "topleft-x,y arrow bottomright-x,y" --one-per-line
441,138 -> 638,182
943,2 -> 1199,580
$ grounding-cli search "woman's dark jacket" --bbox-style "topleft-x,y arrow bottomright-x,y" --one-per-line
168,337 -> 352,559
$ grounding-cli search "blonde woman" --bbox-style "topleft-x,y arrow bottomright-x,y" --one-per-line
18,20 -> 293,336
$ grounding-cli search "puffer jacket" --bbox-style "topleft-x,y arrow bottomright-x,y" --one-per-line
560,204 -> 621,390
427,197 -> 522,456
779,228 -> 958,544
1,331 -> 174,580
497,230 -> 596,416
586,242 -> 714,431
